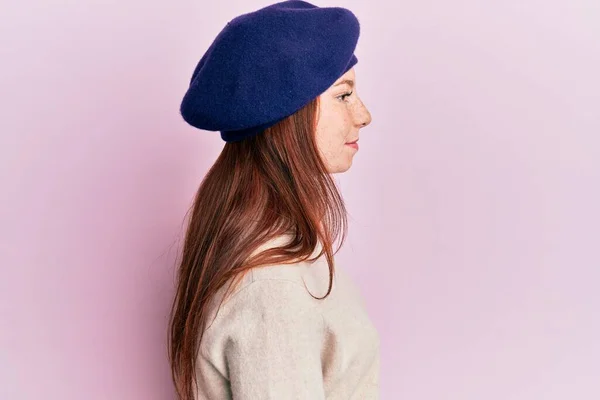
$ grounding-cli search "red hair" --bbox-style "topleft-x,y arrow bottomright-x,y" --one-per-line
167,95 -> 348,399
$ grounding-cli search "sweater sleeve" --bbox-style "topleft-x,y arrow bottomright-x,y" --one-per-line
222,279 -> 326,400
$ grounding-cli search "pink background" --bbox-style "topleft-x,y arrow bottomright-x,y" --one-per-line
1,0 -> 599,398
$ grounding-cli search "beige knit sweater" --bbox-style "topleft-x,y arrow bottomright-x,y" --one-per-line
195,234 -> 380,399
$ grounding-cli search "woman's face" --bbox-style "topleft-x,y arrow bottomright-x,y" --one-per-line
315,68 -> 372,174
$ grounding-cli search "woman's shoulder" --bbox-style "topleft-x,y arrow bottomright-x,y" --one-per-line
243,232 -> 329,290
203,264 -> 325,332
206,237 -> 329,340
199,268 -> 327,362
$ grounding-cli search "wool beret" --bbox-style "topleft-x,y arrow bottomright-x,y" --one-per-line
180,0 -> 361,142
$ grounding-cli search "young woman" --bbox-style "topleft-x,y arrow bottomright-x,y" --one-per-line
168,1 -> 378,399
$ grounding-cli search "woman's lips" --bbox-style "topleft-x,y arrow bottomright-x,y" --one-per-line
345,141 -> 359,150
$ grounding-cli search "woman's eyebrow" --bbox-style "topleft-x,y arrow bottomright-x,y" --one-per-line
333,79 -> 354,88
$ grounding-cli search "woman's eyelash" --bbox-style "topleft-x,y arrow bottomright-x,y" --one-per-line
337,91 -> 353,102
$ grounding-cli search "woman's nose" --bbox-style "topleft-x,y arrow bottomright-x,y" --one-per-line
356,100 -> 372,128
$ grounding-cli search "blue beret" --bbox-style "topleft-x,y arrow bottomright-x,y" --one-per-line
180,0 -> 361,142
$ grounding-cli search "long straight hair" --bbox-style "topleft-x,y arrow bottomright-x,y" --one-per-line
167,95 -> 348,399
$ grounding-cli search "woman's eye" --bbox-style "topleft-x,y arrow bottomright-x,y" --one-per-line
337,91 -> 353,102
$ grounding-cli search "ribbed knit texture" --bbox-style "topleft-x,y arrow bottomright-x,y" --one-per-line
194,234 -> 380,399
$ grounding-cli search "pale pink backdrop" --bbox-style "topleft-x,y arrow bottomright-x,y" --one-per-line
1,0 -> 599,399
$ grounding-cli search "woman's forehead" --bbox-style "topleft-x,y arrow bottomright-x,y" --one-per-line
337,68 -> 356,82
328,69 -> 356,92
